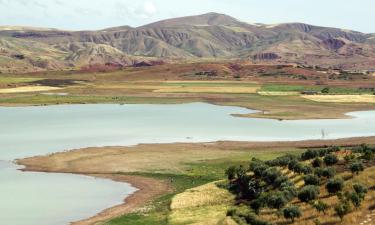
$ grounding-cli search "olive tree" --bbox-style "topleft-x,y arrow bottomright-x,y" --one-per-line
349,161 -> 364,175
282,205 -> 301,223
298,185 -> 320,203
326,177 -> 344,194
324,153 -> 338,166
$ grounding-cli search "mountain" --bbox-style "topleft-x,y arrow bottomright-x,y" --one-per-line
1,13 -> 375,73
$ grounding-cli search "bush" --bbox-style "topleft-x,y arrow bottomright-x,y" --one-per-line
349,161 -> 364,175
311,200 -> 329,214
298,185 -> 320,203
326,177 -> 344,194
324,153 -> 339,166
282,205 -> 302,223
311,157 -> 323,168
304,174 -> 320,186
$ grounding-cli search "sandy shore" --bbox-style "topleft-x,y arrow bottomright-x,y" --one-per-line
17,137 -> 375,224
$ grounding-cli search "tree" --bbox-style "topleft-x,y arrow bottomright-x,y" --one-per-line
353,183 -> 368,197
304,174 -> 320,186
282,205 -> 302,223
334,201 -> 351,221
267,192 -> 288,210
321,87 -> 330,94
326,177 -> 344,194
280,183 -> 297,201
311,200 -> 329,214
322,167 -> 336,178
301,149 -> 319,161
349,192 -> 362,208
250,198 -> 265,215
324,153 -> 338,166
349,161 -> 364,175
298,185 -> 320,203
288,159 -> 299,171
225,166 -> 238,180
344,154 -> 355,163
262,167 -> 282,185
311,157 -> 323,168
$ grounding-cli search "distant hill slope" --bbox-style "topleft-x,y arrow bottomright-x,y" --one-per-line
1,13 -> 375,73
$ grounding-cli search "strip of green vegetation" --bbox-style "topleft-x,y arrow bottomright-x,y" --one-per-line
162,82 -> 258,87
106,150 -> 302,225
261,84 -> 374,94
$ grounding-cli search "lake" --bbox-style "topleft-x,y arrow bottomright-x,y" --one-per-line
0,103 -> 374,225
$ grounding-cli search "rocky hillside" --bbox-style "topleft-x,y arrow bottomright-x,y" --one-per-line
1,13 -> 374,73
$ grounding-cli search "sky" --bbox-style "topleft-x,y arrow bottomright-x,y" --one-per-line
0,0 -> 374,33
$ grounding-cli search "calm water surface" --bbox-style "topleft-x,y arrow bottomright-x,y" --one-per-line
0,103 -> 374,225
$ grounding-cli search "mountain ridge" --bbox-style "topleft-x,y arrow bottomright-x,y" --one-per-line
1,12 -> 374,73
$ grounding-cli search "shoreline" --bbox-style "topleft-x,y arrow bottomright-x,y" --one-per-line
17,136 -> 375,225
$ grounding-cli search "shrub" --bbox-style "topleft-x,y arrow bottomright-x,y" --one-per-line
282,205 -> 302,223
298,185 -> 320,203
311,157 -> 323,168
303,174 -> 320,186
312,200 -> 329,214
349,161 -> 364,175
324,153 -> 339,166
326,177 -> 344,194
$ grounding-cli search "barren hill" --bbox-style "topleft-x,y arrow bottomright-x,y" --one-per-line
1,13 -> 374,73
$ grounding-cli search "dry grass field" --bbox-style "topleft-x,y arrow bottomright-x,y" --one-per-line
0,86 -> 62,93
169,182 -> 235,225
302,94 -> 375,103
